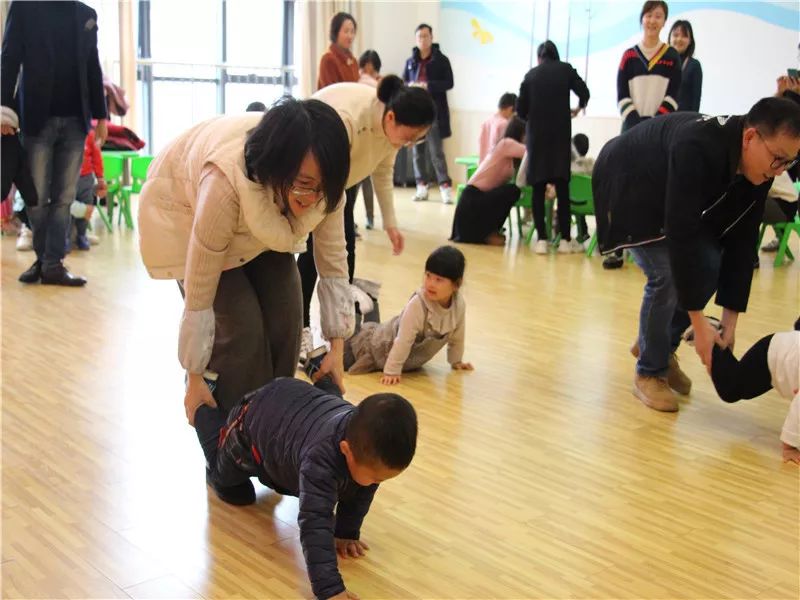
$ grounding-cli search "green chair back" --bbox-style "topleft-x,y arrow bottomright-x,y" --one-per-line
569,173 -> 594,215
102,155 -> 124,185
129,156 -> 154,193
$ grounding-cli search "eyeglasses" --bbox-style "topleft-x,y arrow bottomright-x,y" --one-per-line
404,136 -> 427,148
288,184 -> 325,209
757,130 -> 800,171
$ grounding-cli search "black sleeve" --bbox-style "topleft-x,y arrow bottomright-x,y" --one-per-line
665,138 -> 716,311
334,484 -> 378,540
298,457 -> 345,600
714,190 -> 767,312
688,60 -> 703,113
426,54 -> 454,95
570,66 -> 590,109
86,10 -> 108,120
402,58 -> 412,84
1,2 -> 25,110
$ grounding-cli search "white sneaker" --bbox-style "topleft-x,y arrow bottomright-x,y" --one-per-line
350,284 -> 374,315
534,240 -> 549,254
16,225 -> 33,251
558,239 -> 584,254
440,185 -> 453,205
86,233 -> 100,246
299,326 -> 314,362
412,184 -> 429,202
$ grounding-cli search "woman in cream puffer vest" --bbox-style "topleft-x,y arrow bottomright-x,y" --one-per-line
138,98 -> 353,419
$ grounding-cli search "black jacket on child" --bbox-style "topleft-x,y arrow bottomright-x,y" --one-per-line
593,112 -> 771,313
403,43 -> 454,138
236,378 -> 377,600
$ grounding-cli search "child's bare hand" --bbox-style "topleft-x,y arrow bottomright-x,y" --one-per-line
328,590 -> 360,600
452,361 -> 474,371
335,538 -> 370,559
84,204 -> 95,220
95,180 -> 108,199
381,374 -> 401,385
782,443 -> 800,464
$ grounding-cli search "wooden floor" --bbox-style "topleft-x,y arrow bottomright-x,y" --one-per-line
2,188 -> 799,599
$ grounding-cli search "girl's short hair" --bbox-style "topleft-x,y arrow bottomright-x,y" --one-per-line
244,96 -> 350,213
498,92 -> 517,110
377,75 -> 435,128
358,49 -> 382,73
425,245 -> 466,283
329,12 -> 356,45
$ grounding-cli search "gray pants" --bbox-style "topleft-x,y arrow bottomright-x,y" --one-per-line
182,251 -> 302,412
412,119 -> 451,186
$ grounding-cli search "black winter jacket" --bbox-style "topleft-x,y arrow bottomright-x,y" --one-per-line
593,112 -> 771,312
403,44 -> 454,138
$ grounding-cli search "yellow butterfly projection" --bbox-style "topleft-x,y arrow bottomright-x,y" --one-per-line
471,18 -> 493,44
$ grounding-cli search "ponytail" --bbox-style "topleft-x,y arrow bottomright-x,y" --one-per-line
377,75 -> 435,128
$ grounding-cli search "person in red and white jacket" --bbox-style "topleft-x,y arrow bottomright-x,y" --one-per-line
71,127 -> 107,250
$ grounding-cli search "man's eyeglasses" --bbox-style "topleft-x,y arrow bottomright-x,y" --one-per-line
757,130 -> 800,171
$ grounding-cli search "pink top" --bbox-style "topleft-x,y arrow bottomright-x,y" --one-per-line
468,138 -> 526,192
478,113 -> 510,162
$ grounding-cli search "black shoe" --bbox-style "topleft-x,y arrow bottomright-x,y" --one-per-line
602,255 -> 624,270
18,260 -> 42,283
41,264 -> 87,286
206,470 -> 256,506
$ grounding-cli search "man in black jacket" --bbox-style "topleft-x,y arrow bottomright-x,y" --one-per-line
594,97 -> 800,412
403,24 -> 455,203
191,377 -> 417,600
1,1 -> 108,286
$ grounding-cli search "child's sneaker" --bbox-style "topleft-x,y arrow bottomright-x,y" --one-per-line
440,184 -> 453,204
86,232 -> 100,245
534,240 -> 549,254
76,234 -> 91,251
682,315 -> 723,346
412,183 -> 429,202
299,326 -> 314,363
16,225 -> 33,251
303,347 -> 327,381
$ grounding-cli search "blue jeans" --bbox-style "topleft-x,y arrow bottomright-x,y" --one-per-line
412,119 -> 451,186
629,241 -> 719,377
24,117 -> 86,270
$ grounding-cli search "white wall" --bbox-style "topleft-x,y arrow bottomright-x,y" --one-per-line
432,1 -> 800,184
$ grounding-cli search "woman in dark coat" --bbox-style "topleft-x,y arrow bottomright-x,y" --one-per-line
669,19 -> 703,112
517,41 -> 590,252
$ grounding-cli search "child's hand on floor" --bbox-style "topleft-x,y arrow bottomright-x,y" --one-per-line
381,374 -> 401,385
328,590 -> 361,600
335,538 -> 370,559
782,442 -> 800,464
452,361 -> 474,371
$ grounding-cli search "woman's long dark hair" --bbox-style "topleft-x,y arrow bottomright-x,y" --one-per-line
669,19 -> 696,60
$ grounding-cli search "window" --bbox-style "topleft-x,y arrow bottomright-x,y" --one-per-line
137,0 -> 296,153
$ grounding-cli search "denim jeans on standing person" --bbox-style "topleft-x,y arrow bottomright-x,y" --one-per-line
24,117 -> 86,271
412,119 -> 451,186
629,240 -> 719,378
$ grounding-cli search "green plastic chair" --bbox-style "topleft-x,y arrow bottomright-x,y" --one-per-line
456,164 -> 479,204
100,155 -> 124,232
757,214 -> 799,267
568,173 -> 598,257
119,156 -> 154,229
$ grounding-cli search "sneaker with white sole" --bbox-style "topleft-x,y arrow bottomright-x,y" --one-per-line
16,225 -> 33,251
440,184 -> 453,204
534,240 -> 549,254
412,184 -> 429,202
761,238 -> 780,252
299,326 -> 314,363
86,232 -> 100,245
557,239 -> 584,254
